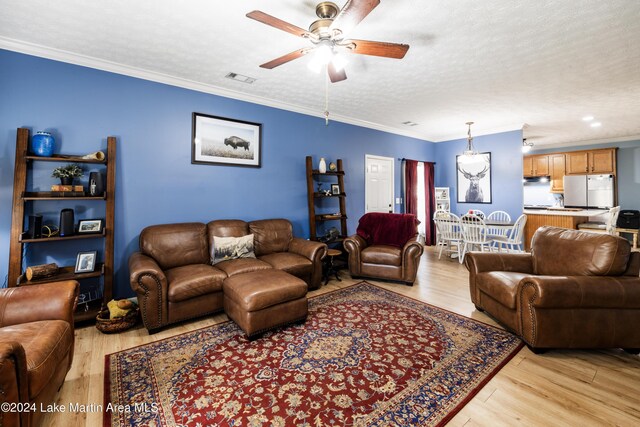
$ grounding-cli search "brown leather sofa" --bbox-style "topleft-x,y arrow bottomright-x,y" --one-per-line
0,280 -> 78,427
344,213 -> 424,285
466,226 -> 640,352
129,219 -> 326,332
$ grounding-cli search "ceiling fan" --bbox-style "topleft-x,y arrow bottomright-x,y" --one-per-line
246,0 -> 410,83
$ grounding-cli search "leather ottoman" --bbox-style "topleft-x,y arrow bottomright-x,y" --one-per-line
223,269 -> 308,337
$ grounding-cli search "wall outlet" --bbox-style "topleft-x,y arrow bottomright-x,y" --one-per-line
396,197 -> 402,204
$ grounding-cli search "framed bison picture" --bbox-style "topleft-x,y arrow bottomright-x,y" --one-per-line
192,112 -> 262,167
456,152 -> 492,204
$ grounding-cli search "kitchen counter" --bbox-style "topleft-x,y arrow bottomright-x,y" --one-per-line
522,208 -> 608,250
523,208 -> 608,217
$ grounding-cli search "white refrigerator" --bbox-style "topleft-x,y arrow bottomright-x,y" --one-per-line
563,174 -> 614,208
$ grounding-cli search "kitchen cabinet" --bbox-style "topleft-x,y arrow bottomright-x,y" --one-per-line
550,154 -> 566,193
566,148 -> 616,175
523,154 -> 549,177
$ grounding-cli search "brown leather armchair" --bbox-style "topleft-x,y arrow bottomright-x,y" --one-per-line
344,213 -> 424,285
0,280 -> 78,427
466,226 -> 640,352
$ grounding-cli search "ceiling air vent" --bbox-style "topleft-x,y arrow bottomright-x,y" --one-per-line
225,72 -> 256,84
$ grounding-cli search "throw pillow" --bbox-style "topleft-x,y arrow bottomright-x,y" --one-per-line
212,234 -> 256,265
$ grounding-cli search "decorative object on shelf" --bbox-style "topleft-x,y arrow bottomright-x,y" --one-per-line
459,121 -> 478,161
31,131 -> 55,157
25,262 -> 59,281
522,138 -> 534,153
51,163 -> 84,185
329,162 -> 337,171
26,214 -> 42,239
456,152 -> 492,204
89,171 -> 105,196
78,218 -> 104,234
331,184 -> 340,195
75,251 -> 97,274
192,112 -> 262,168
319,157 -> 327,173
317,183 -> 323,193
41,224 -> 59,238
318,226 -> 340,243
51,184 -> 84,192
82,151 -> 105,161
59,208 -> 75,237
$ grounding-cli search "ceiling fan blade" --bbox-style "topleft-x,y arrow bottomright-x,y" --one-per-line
327,62 -> 347,83
329,0 -> 380,37
343,39 -> 409,59
246,10 -> 315,39
260,48 -> 314,69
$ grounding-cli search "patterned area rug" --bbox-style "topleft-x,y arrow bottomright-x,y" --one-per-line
104,282 -> 522,426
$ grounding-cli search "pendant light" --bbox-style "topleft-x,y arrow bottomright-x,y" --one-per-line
461,122 -> 477,159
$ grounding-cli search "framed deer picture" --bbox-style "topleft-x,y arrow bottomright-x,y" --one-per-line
456,152 -> 492,204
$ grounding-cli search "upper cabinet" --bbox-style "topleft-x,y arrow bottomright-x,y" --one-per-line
566,148 -> 616,175
523,154 -> 549,177
524,148 -> 617,193
549,154 -> 566,193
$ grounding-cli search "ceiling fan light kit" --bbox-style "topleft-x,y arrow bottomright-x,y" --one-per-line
246,0 -> 409,84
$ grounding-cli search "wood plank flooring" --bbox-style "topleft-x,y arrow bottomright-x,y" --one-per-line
44,247 -> 640,426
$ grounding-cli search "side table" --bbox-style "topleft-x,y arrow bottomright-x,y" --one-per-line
616,228 -> 639,250
324,248 -> 343,285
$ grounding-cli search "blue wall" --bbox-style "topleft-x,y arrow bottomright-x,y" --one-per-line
435,130 -> 524,220
531,140 -> 640,211
0,49 -> 436,296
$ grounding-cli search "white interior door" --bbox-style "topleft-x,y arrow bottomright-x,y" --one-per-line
365,155 -> 395,213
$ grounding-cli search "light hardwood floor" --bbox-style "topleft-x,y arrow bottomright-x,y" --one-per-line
45,247 -> 640,426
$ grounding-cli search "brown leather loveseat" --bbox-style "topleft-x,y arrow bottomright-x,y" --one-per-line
0,280 -> 78,427
465,226 -> 640,352
129,219 -> 326,332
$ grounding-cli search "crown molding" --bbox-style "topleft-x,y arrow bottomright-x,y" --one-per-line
529,134 -> 640,151
0,37 -> 432,143
430,123 -> 525,142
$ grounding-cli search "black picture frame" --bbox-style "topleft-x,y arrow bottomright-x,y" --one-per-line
331,184 -> 340,195
77,219 -> 103,234
192,112 -> 262,167
456,152 -> 492,204
75,251 -> 97,273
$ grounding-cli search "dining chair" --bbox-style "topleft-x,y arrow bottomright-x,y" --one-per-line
434,212 -> 463,261
486,210 -> 512,238
460,214 -> 492,263
433,209 -> 449,247
469,209 -> 485,219
492,214 -> 528,253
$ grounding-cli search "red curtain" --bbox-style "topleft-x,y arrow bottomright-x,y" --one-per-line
423,162 -> 436,245
404,160 -> 418,215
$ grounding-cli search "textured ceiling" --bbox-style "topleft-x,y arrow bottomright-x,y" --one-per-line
1,0 -> 640,147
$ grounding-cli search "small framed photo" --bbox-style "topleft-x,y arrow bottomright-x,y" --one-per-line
77,219 -> 103,234
331,184 -> 341,195
192,112 -> 262,168
75,251 -> 97,273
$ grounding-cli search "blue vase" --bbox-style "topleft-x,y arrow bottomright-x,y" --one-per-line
31,131 -> 55,157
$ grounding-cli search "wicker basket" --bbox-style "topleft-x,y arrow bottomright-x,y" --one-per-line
95,307 -> 140,334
